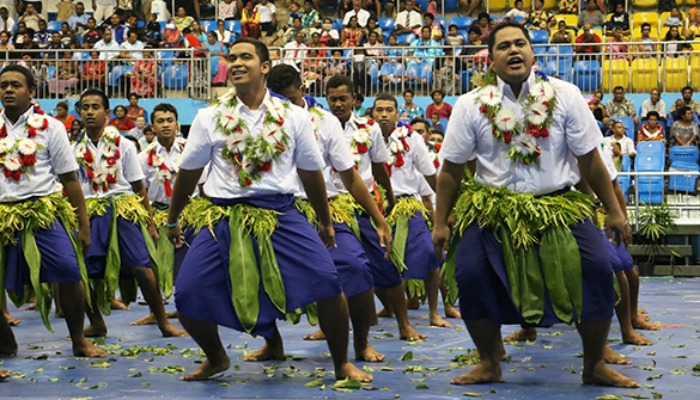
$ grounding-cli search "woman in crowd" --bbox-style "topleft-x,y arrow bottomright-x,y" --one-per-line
669,106 -> 700,147
109,105 -> 136,134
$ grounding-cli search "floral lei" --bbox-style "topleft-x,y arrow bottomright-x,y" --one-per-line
427,142 -> 442,168
74,126 -> 122,193
350,116 -> 374,165
386,122 -> 412,173
0,107 -> 48,182
145,137 -> 187,197
473,69 -> 557,165
215,89 -> 291,187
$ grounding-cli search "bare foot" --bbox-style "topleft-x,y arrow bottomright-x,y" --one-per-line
110,298 -> 129,310
582,362 -> 639,388
181,358 -> 231,381
54,310 -> 64,318
632,317 -> 660,331
0,369 -> 10,381
24,303 -> 35,311
336,361 -> 372,382
399,325 -> 427,341
160,324 -> 187,338
3,312 -> 20,326
638,308 -> 648,314
603,346 -> 631,365
243,342 -> 285,362
73,339 -> 107,357
503,327 -> 537,342
376,308 -> 393,318
451,363 -> 503,385
407,297 -> 420,310
131,313 -> 157,326
622,330 -> 653,346
444,305 -> 461,319
355,344 -> 385,362
430,314 -> 452,327
303,329 -> 326,341
83,324 -> 107,338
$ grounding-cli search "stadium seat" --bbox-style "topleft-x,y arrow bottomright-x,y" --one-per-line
636,175 -> 665,204
631,58 -> 659,93
227,20 -> 241,35
602,59 -> 630,92
618,154 -> 632,199
669,146 -> 700,164
634,0 -> 660,8
637,141 -> 666,157
444,0 -> 459,12
332,19 -> 343,31
46,21 -> 62,33
632,12 -> 659,32
573,60 -> 601,92
668,160 -> 699,194
487,0 -> 508,11
415,0 -> 429,12
378,18 -> 395,32
663,57 -> 689,92
529,30 -> 549,45
158,51 -> 176,68
610,116 -> 636,140
555,14 -> 578,29
439,118 -> 449,132
396,32 -> 416,44
199,20 -> 215,32
542,0 -> 556,10
550,28 -> 576,43
163,65 -> 189,89
450,16 -> 472,30
436,17 -> 447,29
461,69 -> 473,93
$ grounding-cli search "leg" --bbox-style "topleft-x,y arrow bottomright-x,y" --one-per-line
0,308 -> 17,356
452,319 -> 503,385
614,271 -> 651,345
131,266 -> 186,337
1,291 -> 20,326
503,326 -> 537,342
386,283 -> 426,340
53,284 -> 63,318
244,324 -> 285,362
374,288 -> 394,317
348,289 -> 384,362
0,368 -> 9,381
427,269 -> 450,327
627,268 -> 658,330
83,284 -> 108,337
178,314 -> 230,381
577,318 -> 639,387
317,293 -> 372,382
57,281 -> 106,357
440,281 -> 461,319
110,297 -> 129,310
130,311 -> 179,326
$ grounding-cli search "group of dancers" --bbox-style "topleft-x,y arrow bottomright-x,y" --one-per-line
1,23 -> 659,389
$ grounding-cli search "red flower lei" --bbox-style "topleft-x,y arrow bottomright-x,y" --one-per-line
0,106 -> 47,182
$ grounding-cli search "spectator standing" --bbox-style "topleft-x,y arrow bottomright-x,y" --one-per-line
641,89 -> 667,123
256,0 -> 277,36
669,86 -> 700,116
604,121 -> 636,156
578,0 -> 605,28
637,111 -> 665,143
92,0 -> 117,23
425,89 -> 452,120
669,106 -> 700,147
606,86 -> 639,127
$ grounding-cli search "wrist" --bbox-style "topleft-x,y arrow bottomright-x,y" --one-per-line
166,221 -> 179,229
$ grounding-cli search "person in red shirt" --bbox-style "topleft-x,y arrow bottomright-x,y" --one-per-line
425,89 -> 452,120
575,23 -> 602,61
53,101 -> 76,132
109,105 -> 136,134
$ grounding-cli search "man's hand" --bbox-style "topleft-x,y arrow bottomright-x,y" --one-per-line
606,209 -> 631,246
318,222 -> 336,248
432,223 -> 451,262
77,225 -> 91,254
375,220 -> 393,258
166,225 -> 184,248
148,223 -> 159,245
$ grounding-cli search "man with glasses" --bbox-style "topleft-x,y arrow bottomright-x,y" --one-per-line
606,86 -> 639,128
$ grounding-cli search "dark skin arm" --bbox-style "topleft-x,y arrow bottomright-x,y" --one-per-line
432,159 -> 465,260
58,171 -> 90,253
371,161 -> 395,212
130,179 -> 158,244
298,169 -> 335,247
165,168 -> 203,247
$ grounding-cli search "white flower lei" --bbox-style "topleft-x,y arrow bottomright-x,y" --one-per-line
74,126 -> 122,192
0,111 -> 47,181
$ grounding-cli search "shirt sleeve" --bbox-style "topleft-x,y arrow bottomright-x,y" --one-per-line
121,138 -> 146,183
369,125 -> 389,163
562,84 -> 601,157
138,151 -> 150,188
48,120 -> 79,175
179,109 -> 214,170
324,114 -> 355,172
441,95 -> 477,164
598,143 -> 618,181
411,134 -> 437,176
293,110 -> 325,171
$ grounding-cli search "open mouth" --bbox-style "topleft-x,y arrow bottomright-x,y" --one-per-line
231,70 -> 246,78
507,57 -> 524,68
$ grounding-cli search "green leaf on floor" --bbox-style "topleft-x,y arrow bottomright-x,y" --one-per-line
462,392 -> 483,397
594,395 -> 622,400
89,360 -> 111,369
400,351 -> 414,361
415,384 -> 429,389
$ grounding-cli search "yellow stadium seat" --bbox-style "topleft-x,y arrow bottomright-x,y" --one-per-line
690,54 -> 700,89
631,58 -> 660,92
487,0 -> 508,11
542,0 -> 556,10
550,28 -> 576,43
660,26 -> 671,39
555,14 -> 578,28
602,59 -> 630,91
635,0 -> 660,8
663,57 -> 690,92
633,12 -> 660,31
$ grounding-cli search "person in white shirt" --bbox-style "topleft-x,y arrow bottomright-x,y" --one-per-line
68,2 -> 91,33
283,30 -> 307,67
164,37 -> 372,383
18,2 -> 43,32
434,22 -> 636,388
74,88 -> 187,339
93,27 -> 121,60
342,0 -> 370,28
604,121 -> 636,157
0,65 -> 106,359
393,0 -> 422,34
92,0 -> 116,23
641,88 -> 667,122
505,0 -> 529,23
256,0 -> 277,36
218,0 -> 239,20
0,1 -> 15,20
150,0 -> 170,22
116,30 -> 145,59
214,19 -> 233,47
0,6 -> 15,32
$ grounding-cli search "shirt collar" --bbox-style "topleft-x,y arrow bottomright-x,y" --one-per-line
1,105 -> 37,129
231,89 -> 273,114
496,70 -> 536,102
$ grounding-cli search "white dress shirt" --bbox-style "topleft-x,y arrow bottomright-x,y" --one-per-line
387,128 -> 436,197
119,39 -> 145,57
395,10 -> 422,29
342,8 -> 371,27
0,107 -> 77,202
604,135 -> 636,156
93,39 -> 121,60
179,90 -> 324,199
441,72 -> 601,195
76,132 -> 145,198
256,3 -> 276,24
334,115 -> 389,193
283,41 -> 307,65
641,99 -> 666,119
139,139 -> 186,204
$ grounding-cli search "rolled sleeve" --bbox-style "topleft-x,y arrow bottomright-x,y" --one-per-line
293,111 -> 324,171
562,86 -> 601,157
325,116 -> 355,172
48,121 -> 79,175
441,95 -> 476,164
121,139 -> 146,183
179,109 -> 214,170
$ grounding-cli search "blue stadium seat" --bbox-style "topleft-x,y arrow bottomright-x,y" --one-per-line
666,111 -> 700,129
609,116 -> 635,140
227,20 -> 241,34
396,32 -> 416,44
621,154 -> 631,172
46,21 -> 62,33
573,60 -> 600,92
618,154 -> 632,200
163,65 -> 189,89
158,51 -> 176,67
444,0 -> 459,12
415,0 -> 429,12
378,18 -> 395,32
436,17 -> 447,29
636,141 -> 665,157
636,176 -> 665,204
635,153 -> 665,172
529,30 -> 549,45
668,161 -> 699,194
108,65 -> 133,88
199,20 -> 215,32
449,16 -> 472,30
461,69 -> 473,93
333,19 -> 343,31
159,21 -> 166,31
439,118 -> 449,132
669,146 -> 700,164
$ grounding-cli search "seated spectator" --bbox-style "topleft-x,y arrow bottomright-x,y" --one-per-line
45,32 -> 68,56
505,0 -> 528,23
642,89 -> 667,123
82,51 -> 107,90
630,23 -> 657,57
353,92 -> 365,117
663,26 -> 692,58
606,26 -> 629,61
161,20 -> 183,48
558,0 -> 579,14
303,48 -> 325,91
664,6 -> 684,27
578,0 -> 605,28
0,6 -> 15,33
110,105 -> 137,134
309,32 -> 328,58
33,20 -> 51,49
11,21 -> 27,45
365,16 -> 382,40
669,106 -> 700,147
284,30 -> 307,67
104,13 -> 127,45
446,24 -> 464,52
283,16 -> 303,43
683,11 -> 700,39
433,50 -> 461,95
319,17 -> 340,46
363,30 -> 384,57
670,86 -> 700,116
343,0 -> 370,28
144,13 -> 164,48
130,50 -> 158,97
60,22 -> 80,48
141,124 -> 156,148
126,93 -> 146,121
83,18 -> 103,48
604,121 -> 636,156
423,12 -> 444,41
301,0 -> 321,31
69,119 -> 84,143
429,113 -> 445,134
551,20 -> 573,44
94,27 -> 121,60
16,30 -> 40,59
637,111 -> 665,143
426,88 -> 452,120
205,31 -> 229,86
408,26 -> 443,72
607,86 -> 639,127
117,30 -> 146,60
0,31 -> 14,52
605,3 -> 629,32
241,2 -> 261,39
528,0 -> 555,32
323,49 -> 350,85
174,6 -> 195,31
53,101 -> 76,132
475,12 -> 491,42
256,0 -> 277,36
128,115 -> 148,145
379,56 -> 403,86
399,89 -> 424,121
393,0 -> 422,34
341,16 -> 364,47
574,23 -> 602,61
219,0 -> 239,20
213,20 -> 233,48
190,20 -> 207,44
18,3 -> 43,32
286,2 -> 301,28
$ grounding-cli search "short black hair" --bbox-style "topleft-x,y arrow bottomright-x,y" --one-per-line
487,21 -> 531,57
614,86 -> 624,93
151,103 -> 179,123
678,105 -> 692,117
113,105 -> 128,115
128,92 -> 140,100
645,111 -> 660,120
57,101 -> 68,110
374,92 -> 398,108
266,64 -> 302,94
325,74 -> 354,95
468,25 -> 481,36
402,89 -> 414,97
79,88 -> 110,110
230,36 -> 270,64
424,12 -> 435,20
410,117 -> 431,129
0,64 -> 36,91
682,86 -> 693,93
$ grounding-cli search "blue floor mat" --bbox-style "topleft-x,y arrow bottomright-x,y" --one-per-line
1,277 -> 699,399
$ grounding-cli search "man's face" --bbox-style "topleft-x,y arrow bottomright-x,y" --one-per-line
642,25 -> 650,37
128,32 -> 138,44
39,21 -> 47,32
227,42 -> 269,87
52,33 -> 61,43
110,14 -> 120,25
374,99 -> 399,130
87,19 -> 96,29
295,31 -> 304,44
76,3 -> 85,14
129,96 -> 138,106
136,116 -> 146,129
177,7 -> 186,17
650,90 -> 659,101
421,28 -> 430,40
613,122 -> 625,136
647,115 -> 658,127
412,122 -> 430,143
0,8 -> 8,19
353,0 -> 361,11
327,85 -> 354,123
0,71 -> 34,111
26,4 -> 35,13
586,1 -> 596,11
152,111 -> 178,141
79,95 -> 110,130
614,89 -> 624,102
368,33 -> 377,44
103,29 -> 112,42
304,3 -> 312,12
490,26 -> 535,87
403,91 -> 413,103
432,91 -> 443,103
683,89 -> 693,101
